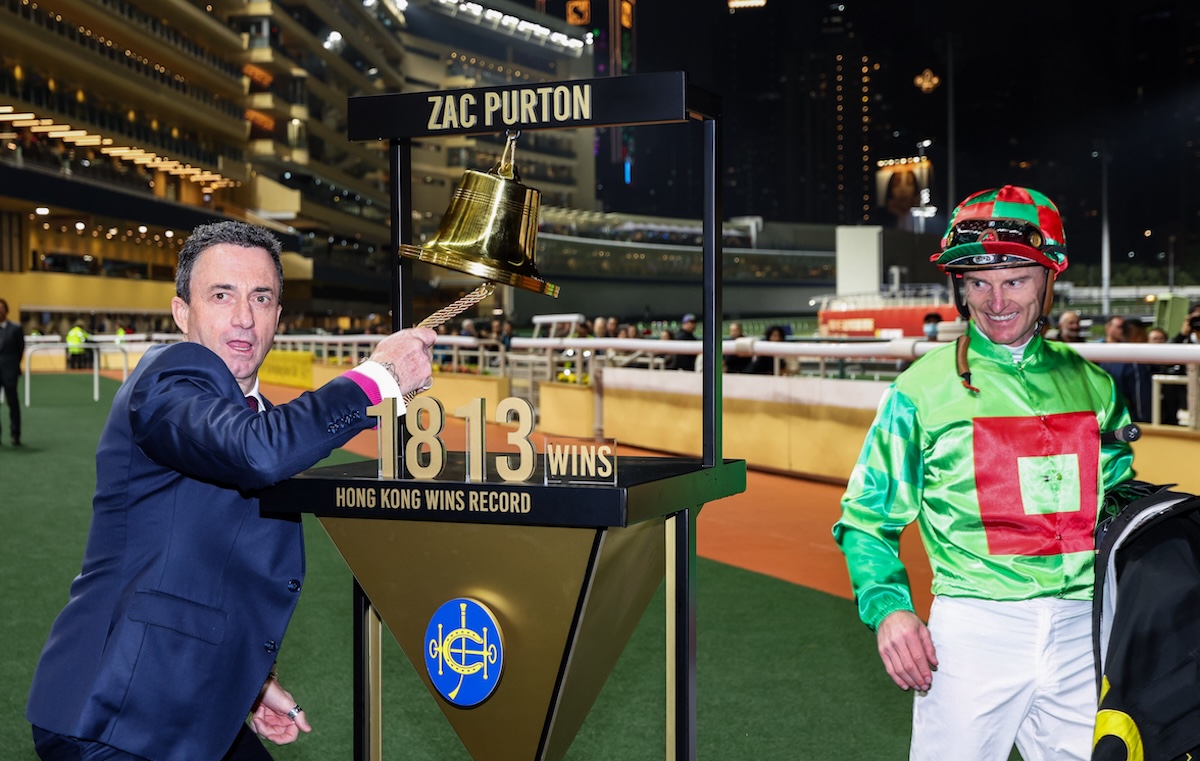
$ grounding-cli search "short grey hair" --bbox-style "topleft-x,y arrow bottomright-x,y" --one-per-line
176,221 -> 284,302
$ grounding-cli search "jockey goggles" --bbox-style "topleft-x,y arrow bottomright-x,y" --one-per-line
945,218 -> 1047,252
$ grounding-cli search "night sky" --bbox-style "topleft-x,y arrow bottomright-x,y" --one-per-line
519,1 -> 1200,277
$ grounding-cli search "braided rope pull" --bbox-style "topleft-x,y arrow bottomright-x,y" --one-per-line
405,282 -> 496,402
415,281 -> 495,330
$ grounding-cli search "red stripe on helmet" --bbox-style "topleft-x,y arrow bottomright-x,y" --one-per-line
1038,205 -> 1065,245
954,200 -> 996,221
996,185 -> 1034,205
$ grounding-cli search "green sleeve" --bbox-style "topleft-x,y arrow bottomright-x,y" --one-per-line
1096,368 -> 1138,516
832,387 -> 924,631
1098,374 -> 1136,493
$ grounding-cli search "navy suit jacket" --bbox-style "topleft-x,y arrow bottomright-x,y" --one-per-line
28,342 -> 374,760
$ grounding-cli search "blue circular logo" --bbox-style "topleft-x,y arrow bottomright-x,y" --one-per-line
424,598 -> 504,707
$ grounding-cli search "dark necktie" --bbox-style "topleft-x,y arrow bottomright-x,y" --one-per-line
246,396 -> 259,412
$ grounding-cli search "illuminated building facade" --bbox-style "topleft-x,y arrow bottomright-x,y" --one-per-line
589,1 -> 887,227
796,4 -> 878,226
0,0 -> 593,333
535,0 -> 636,208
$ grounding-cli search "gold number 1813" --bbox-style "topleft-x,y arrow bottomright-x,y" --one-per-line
368,396 -> 537,482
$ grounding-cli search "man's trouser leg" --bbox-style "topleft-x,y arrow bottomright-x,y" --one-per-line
3,376 -> 20,440
910,596 -> 1094,761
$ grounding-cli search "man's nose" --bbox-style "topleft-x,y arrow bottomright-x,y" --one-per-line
232,298 -> 254,327
989,288 -> 1007,311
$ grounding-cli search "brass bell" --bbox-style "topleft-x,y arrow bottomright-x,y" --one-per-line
399,132 -> 558,297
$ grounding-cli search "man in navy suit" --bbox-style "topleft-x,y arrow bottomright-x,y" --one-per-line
0,297 -> 23,445
27,221 -> 436,760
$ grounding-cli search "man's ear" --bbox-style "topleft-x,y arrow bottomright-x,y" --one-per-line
171,296 -> 189,335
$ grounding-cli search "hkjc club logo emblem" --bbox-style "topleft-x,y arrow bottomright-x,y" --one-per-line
424,598 -> 504,707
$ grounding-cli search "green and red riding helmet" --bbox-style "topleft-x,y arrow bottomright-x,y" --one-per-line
930,185 -> 1070,392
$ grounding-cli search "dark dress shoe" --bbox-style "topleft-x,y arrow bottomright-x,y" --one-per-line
11,436 -> 19,446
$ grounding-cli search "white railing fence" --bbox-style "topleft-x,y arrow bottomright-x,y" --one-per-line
18,332 -> 1200,428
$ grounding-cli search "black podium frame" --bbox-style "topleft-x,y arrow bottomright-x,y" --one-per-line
263,71 -> 743,761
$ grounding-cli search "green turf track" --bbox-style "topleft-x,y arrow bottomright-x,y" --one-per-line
1,374 -> 920,760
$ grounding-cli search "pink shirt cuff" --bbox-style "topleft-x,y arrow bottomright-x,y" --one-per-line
343,362 -> 406,416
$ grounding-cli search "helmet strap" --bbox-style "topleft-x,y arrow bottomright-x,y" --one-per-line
956,333 -> 979,394
1041,271 -> 1058,322
949,273 -> 971,321
950,274 -> 978,393
947,266 -> 1054,395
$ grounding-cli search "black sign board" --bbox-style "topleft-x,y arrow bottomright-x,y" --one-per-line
261,455 -> 747,529
347,70 -> 717,141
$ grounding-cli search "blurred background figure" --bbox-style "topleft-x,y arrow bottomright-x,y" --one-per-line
922,312 -> 942,341
725,322 -> 753,374
654,329 -> 674,367
749,325 -> 788,375
592,315 -> 609,339
0,297 -> 23,446
1099,318 -> 1152,422
669,313 -> 698,371
433,324 -> 451,367
1161,311 -> 1200,425
1053,310 -> 1084,342
1123,319 -> 1147,344
1145,326 -> 1173,422
1101,315 -> 1126,343
1171,303 -> 1200,343
499,320 -> 514,351
66,324 -> 91,369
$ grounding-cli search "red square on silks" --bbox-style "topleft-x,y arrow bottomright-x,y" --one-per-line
972,412 -> 1100,557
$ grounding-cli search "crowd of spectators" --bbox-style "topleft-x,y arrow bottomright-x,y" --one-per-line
444,312 -> 803,378
549,313 -> 803,376
1045,304 -> 1200,426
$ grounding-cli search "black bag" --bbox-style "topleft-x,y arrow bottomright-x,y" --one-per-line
1093,484 -> 1200,760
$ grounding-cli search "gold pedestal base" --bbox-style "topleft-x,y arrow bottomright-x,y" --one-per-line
319,516 -> 666,760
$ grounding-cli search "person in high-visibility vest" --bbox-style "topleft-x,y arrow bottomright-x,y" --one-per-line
65,325 -> 89,369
